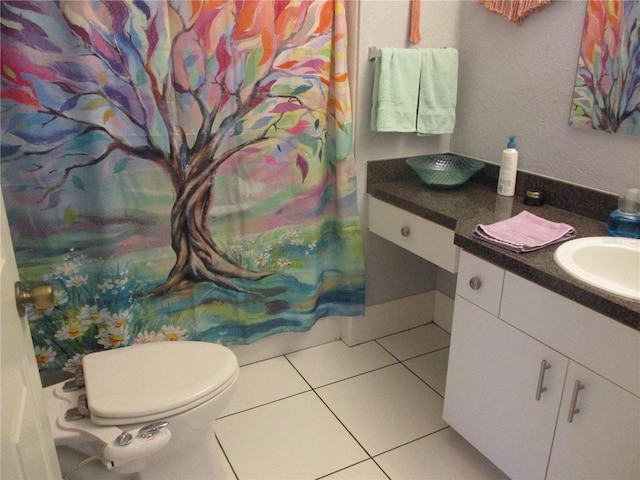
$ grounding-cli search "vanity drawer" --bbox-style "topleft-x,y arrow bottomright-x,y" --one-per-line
368,195 -> 459,273
455,250 -> 505,317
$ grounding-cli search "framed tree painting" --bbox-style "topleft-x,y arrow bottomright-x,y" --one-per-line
569,0 -> 640,137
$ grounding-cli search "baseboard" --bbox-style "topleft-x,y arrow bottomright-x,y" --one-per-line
229,290 -> 438,365
229,316 -> 345,366
342,291 -> 435,346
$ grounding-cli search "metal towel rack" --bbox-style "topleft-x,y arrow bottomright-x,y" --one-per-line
368,46 -> 382,61
368,46 -> 449,61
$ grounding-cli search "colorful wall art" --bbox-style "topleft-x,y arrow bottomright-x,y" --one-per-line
569,0 -> 640,137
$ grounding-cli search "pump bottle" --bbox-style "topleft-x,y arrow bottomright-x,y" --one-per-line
497,135 -> 518,196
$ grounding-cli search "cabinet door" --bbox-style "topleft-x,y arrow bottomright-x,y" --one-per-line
547,362 -> 640,480
444,297 -> 569,479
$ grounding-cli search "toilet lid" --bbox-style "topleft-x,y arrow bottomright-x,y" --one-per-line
82,341 -> 238,424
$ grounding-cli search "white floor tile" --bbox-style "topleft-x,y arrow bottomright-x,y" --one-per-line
220,356 -> 310,416
214,438 -> 238,480
287,340 -> 397,388
375,428 -> 509,479
215,392 -> 368,480
377,324 -> 450,361
404,348 -> 450,397
322,460 -> 389,480
317,364 -> 447,456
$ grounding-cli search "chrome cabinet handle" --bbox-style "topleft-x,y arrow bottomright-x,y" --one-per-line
400,226 -> 410,237
535,360 -> 551,401
567,380 -> 585,423
469,277 -> 482,290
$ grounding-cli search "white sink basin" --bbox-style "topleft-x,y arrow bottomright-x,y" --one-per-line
554,237 -> 640,301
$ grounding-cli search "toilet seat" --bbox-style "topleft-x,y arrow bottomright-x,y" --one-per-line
82,341 -> 238,426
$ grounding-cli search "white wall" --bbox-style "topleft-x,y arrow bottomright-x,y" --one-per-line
355,0 -> 462,160
453,0 -> 640,194
356,0 -> 640,307
356,1 -> 464,305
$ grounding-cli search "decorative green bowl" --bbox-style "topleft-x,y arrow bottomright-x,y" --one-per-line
406,154 -> 485,188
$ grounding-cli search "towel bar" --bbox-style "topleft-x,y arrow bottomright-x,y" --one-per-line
368,46 -> 381,61
368,46 -> 449,61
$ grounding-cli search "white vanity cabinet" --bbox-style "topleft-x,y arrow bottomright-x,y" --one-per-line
444,250 -> 640,480
444,296 -> 569,479
546,362 -> 639,480
367,195 -> 459,273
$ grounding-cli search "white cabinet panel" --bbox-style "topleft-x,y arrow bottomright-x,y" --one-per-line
367,196 -> 459,273
446,252 -> 640,480
444,297 -> 568,480
547,362 -> 640,480
501,272 -> 640,397
455,250 -> 504,317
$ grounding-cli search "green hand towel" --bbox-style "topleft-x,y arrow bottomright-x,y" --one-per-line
417,48 -> 459,135
371,48 -> 421,132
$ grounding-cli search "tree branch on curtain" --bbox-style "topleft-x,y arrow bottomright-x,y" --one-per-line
1,0 -> 364,372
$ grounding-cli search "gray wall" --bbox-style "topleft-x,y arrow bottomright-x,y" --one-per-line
355,0 -> 640,306
453,0 -> 639,193
355,1 -> 464,305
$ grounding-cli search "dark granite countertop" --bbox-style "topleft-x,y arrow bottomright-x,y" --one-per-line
367,158 -> 640,331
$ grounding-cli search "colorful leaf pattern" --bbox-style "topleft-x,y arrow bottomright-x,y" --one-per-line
569,0 -> 640,136
1,0 -> 364,373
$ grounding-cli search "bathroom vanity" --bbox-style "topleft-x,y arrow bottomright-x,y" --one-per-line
446,251 -> 638,479
367,159 -> 640,479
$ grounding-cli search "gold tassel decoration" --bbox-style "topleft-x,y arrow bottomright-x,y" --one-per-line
475,0 -> 553,24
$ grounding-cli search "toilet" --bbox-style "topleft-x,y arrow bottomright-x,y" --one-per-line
43,341 -> 239,479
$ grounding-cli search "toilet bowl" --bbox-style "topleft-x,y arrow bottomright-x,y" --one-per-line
44,341 -> 239,479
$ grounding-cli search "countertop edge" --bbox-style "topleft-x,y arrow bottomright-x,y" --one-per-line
368,180 -> 640,332
453,233 -> 640,329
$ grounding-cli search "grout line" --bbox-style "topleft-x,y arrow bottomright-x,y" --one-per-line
215,433 -> 239,480
371,425 -> 452,459
315,458 -> 392,480
284,341 -> 401,389
400,361 -> 445,399
283,355 -> 315,390
374,339 -> 400,361
217,389 -> 311,419
218,334 -> 453,478
284,356 -> 375,461
306,362 -> 402,390
311,387 -> 374,461
371,457 -> 393,480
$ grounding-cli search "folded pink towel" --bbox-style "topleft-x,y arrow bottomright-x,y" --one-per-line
473,210 -> 576,252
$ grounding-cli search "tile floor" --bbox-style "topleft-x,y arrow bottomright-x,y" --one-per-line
215,323 -> 509,480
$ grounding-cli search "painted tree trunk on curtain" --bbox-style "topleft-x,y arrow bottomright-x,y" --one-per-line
1,0 -> 364,374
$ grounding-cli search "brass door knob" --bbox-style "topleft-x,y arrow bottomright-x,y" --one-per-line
14,282 -> 54,317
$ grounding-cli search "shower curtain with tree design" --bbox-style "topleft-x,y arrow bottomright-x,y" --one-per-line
1,0 -> 364,374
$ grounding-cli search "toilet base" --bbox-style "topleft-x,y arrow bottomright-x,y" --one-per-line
57,427 -> 234,480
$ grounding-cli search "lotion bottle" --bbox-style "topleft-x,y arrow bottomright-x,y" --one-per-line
497,135 -> 518,196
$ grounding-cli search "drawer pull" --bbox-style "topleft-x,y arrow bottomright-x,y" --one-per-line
469,277 -> 482,290
400,226 -> 410,237
535,360 -> 551,401
567,380 -> 585,423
